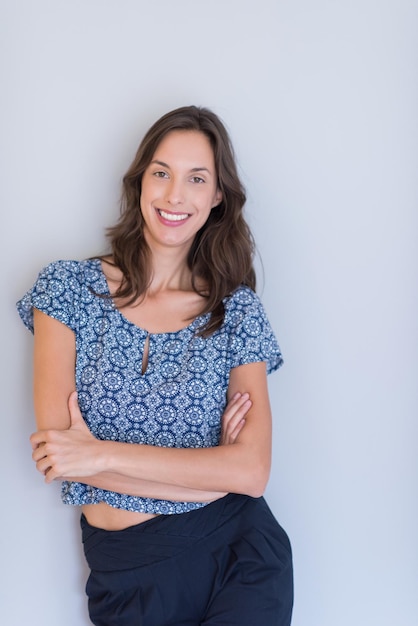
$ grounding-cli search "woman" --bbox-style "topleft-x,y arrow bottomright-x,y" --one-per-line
17,105 -> 293,625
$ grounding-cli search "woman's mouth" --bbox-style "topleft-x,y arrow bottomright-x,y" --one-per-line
157,209 -> 190,223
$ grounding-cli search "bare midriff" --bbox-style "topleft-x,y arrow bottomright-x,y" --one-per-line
82,502 -> 158,530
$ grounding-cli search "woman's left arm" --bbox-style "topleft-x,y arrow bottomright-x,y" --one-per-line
31,361 -> 273,497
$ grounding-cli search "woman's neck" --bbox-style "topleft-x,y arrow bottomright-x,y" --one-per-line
146,244 -> 193,294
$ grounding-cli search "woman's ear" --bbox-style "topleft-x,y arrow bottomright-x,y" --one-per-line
212,189 -> 222,208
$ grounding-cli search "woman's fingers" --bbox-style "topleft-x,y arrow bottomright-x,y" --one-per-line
29,391 -> 95,482
67,391 -> 87,429
220,392 -> 252,445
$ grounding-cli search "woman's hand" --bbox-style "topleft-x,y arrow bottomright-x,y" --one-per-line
30,390 -> 251,487
220,392 -> 252,445
30,392 -> 103,483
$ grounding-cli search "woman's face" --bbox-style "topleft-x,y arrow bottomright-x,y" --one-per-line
140,130 -> 222,252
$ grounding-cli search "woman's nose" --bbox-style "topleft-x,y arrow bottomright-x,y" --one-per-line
165,179 -> 185,205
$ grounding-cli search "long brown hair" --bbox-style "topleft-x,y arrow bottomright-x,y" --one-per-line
103,105 -> 256,336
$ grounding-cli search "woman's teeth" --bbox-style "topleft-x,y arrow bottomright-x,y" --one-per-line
158,210 -> 189,222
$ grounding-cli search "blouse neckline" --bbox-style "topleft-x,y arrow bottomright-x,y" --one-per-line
91,258 -> 210,338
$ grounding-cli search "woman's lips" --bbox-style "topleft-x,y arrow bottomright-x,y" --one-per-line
156,208 -> 190,225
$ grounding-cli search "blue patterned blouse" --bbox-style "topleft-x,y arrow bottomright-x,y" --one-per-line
17,259 -> 283,515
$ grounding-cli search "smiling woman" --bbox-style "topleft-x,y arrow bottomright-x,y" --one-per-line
16,105 -> 293,626
139,130 -> 222,249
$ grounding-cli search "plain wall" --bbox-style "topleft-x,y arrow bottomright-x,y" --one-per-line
2,1 -> 417,624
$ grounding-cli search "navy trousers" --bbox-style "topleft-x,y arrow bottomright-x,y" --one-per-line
81,494 -> 293,625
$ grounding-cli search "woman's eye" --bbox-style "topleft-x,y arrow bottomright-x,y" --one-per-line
191,176 -> 205,184
154,171 -> 168,178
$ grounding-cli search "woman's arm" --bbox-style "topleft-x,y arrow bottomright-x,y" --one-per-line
58,391 -> 250,501
31,309 -> 248,501
56,362 -> 272,497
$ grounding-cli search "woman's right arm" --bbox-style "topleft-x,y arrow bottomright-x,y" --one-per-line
33,309 -> 74,431
32,309 -> 244,501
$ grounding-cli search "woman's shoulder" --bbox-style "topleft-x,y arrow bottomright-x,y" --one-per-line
222,286 -> 283,373
16,258 -> 103,334
225,285 -> 262,310
222,285 -> 269,329
37,258 -> 104,288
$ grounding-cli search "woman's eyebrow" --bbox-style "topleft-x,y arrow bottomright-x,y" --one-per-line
150,160 -> 170,168
150,160 -> 211,174
191,167 -> 211,173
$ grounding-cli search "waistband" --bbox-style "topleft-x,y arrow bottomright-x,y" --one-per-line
81,493 -> 265,572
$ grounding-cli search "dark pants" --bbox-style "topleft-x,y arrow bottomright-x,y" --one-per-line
81,494 -> 293,625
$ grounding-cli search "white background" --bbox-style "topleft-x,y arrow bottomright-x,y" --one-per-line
2,1 -> 417,624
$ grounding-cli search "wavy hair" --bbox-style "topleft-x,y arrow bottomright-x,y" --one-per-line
103,105 -> 256,336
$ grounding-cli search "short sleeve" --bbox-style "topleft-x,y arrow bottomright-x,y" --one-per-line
16,260 -> 81,334
226,287 -> 284,375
